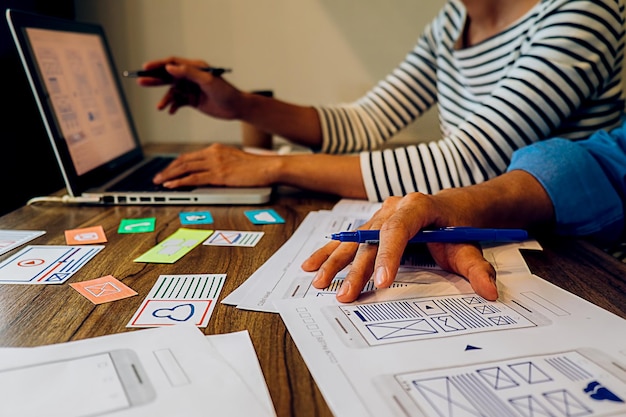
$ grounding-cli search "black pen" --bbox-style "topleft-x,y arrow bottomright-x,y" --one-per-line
122,66 -> 232,81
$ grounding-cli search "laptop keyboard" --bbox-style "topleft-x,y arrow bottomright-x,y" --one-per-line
107,156 -> 193,192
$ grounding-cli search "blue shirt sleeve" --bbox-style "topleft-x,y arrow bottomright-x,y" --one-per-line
507,136 -> 625,244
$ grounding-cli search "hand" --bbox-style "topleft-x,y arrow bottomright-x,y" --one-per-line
153,143 -> 279,188
301,194 -> 498,303
137,56 -> 244,119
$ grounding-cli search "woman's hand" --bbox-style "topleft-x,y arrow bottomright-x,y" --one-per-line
137,56 -> 245,119
301,194 -> 498,303
153,143 -> 280,188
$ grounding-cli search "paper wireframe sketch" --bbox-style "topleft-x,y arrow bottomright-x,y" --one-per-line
0,325 -> 276,417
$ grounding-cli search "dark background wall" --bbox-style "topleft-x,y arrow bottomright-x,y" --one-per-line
0,1 -> 74,216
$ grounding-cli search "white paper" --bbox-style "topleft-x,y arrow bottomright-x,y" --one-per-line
222,199 -> 381,308
205,331 -> 276,416
0,230 -> 46,256
223,198 -> 541,313
276,271 -> 626,417
0,326 -> 276,417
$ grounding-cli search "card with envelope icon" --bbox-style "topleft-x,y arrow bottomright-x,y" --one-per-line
70,275 -> 137,304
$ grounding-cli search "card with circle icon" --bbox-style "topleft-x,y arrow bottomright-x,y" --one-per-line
244,209 -> 285,224
126,274 -> 225,328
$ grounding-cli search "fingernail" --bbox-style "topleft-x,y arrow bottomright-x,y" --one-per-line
373,266 -> 386,287
337,280 -> 350,298
312,270 -> 325,287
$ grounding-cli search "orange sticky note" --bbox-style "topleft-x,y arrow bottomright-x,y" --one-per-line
65,225 -> 107,245
70,275 -> 137,304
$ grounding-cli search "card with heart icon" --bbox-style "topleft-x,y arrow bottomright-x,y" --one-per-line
127,274 -> 226,328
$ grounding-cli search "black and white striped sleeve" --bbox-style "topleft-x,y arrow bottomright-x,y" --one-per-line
316,0 -> 626,202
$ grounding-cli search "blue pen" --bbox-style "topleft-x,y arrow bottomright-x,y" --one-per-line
328,227 -> 528,244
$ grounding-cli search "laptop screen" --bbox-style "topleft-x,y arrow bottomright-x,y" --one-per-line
25,27 -> 136,176
7,9 -> 146,196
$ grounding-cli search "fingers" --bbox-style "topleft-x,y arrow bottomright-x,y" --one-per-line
301,240 -> 343,272
304,240 -> 358,288
368,195 -> 432,288
303,240 -> 378,303
430,243 -> 498,300
301,197 -> 406,302
153,151 -> 203,184
152,144 -> 269,188
336,243 -> 379,302
137,57 -> 207,86
140,57 -> 217,112
300,192 -> 500,305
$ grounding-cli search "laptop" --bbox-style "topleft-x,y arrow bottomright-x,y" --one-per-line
6,8 -> 272,205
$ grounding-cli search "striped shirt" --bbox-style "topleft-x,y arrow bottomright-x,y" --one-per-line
315,0 -> 626,201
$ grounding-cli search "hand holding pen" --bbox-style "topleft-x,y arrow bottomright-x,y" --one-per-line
302,195 -> 504,304
129,57 -> 240,117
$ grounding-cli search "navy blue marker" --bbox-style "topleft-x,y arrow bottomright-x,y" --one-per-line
329,227 -> 528,244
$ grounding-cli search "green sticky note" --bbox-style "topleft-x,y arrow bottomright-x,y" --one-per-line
118,218 -> 156,234
134,228 -> 213,263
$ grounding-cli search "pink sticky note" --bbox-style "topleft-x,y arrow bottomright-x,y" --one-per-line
70,275 -> 137,304
65,225 -> 107,245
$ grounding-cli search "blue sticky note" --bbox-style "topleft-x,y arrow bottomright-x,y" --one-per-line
180,211 -> 213,225
244,209 -> 285,224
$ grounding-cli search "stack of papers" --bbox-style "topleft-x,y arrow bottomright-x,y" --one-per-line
222,199 -> 540,313
0,326 -> 276,417
225,198 -> 626,416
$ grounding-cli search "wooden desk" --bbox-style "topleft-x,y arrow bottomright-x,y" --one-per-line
0,189 -> 339,417
1,183 -> 625,417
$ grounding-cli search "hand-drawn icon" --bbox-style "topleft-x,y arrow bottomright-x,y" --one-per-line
584,380 -> 624,402
17,258 -> 45,267
254,211 -> 276,222
47,273 -> 70,282
179,211 -> 213,225
211,232 -> 242,245
244,209 -> 285,224
152,303 -> 195,322
118,218 -> 156,234
186,215 -> 206,221
367,319 -> 437,340
158,239 -> 198,256
65,225 -> 107,244
85,281 -> 121,297
70,275 -> 137,304
73,232 -> 99,241
124,221 -> 152,231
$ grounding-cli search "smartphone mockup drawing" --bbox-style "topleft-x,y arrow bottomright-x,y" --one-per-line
322,292 -> 551,348
373,348 -> 626,417
0,349 -> 156,417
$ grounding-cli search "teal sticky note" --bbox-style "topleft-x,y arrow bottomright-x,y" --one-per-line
180,211 -> 213,225
118,218 -> 156,233
244,209 -> 285,224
